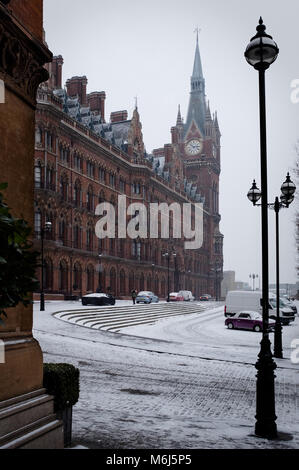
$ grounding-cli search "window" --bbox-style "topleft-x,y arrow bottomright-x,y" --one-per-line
86,187 -> 93,212
86,227 -> 93,251
74,180 -> 81,207
109,173 -> 115,187
73,263 -> 82,291
119,179 -> 125,193
60,146 -> 69,164
239,313 -> 250,319
46,132 -> 52,151
46,166 -> 55,190
99,167 -> 106,182
132,182 -> 141,194
44,258 -> 53,290
73,225 -> 81,249
34,210 -> 41,238
87,266 -> 94,292
59,260 -> 68,291
87,161 -> 95,178
34,163 -> 42,188
60,176 -> 68,201
119,269 -> 126,295
74,153 -> 82,171
35,128 -> 42,145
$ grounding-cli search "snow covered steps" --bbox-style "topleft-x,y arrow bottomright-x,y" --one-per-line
53,302 -> 206,332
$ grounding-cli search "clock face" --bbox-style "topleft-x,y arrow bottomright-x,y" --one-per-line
185,139 -> 203,155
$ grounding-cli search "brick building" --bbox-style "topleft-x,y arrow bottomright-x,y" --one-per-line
34,35 -> 223,300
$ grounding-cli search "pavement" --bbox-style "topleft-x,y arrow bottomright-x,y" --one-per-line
33,300 -> 299,449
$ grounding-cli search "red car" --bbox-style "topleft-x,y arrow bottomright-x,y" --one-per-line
225,311 -> 276,332
169,292 -> 184,301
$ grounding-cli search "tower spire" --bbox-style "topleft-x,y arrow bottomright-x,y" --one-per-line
176,104 -> 183,126
184,32 -> 206,138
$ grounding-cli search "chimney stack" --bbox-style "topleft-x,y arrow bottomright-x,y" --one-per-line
87,91 -> 106,122
66,76 -> 88,105
110,110 -> 128,123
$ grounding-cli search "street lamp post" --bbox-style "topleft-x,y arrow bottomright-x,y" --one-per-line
247,174 -> 296,360
245,17 -> 279,438
40,221 -> 52,311
249,273 -> 259,291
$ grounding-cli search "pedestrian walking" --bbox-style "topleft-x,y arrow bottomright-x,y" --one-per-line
131,289 -> 137,305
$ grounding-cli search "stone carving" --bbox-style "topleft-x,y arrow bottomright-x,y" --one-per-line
0,21 -> 50,106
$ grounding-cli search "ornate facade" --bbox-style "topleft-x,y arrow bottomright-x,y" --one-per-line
34,36 -> 223,300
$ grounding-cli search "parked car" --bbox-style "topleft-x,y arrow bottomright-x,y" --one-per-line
169,292 -> 184,301
280,297 -> 297,315
81,292 -> 116,306
177,290 -> 195,301
199,294 -> 212,301
225,311 -> 276,332
136,291 -> 159,304
224,290 -> 294,325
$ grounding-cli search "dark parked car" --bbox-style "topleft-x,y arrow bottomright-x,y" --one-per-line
136,291 -> 159,304
81,293 -> 116,306
225,310 -> 275,332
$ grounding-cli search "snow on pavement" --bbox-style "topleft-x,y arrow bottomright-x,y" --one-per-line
33,300 -> 299,449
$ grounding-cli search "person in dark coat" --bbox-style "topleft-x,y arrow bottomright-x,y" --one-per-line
131,289 -> 137,304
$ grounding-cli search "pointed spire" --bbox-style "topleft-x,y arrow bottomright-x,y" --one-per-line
214,110 -> 219,128
184,32 -> 206,138
205,99 -> 212,120
192,29 -> 203,79
176,104 -> 183,126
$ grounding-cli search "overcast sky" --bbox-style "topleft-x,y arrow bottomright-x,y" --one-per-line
44,0 -> 299,286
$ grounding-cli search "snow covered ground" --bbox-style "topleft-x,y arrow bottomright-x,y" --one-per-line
33,300 -> 299,449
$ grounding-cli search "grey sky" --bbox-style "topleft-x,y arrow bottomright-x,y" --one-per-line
44,0 -> 299,285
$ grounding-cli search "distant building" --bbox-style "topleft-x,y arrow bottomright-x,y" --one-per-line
221,271 -> 251,298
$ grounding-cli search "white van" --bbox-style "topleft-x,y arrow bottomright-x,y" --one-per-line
178,290 -> 195,301
224,290 -> 295,325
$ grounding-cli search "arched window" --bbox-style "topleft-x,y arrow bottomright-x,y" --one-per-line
34,162 -> 42,188
34,209 -> 41,238
59,217 -> 67,245
60,174 -> 68,201
140,272 -> 144,291
73,223 -> 81,249
119,269 -> 126,295
129,271 -> 135,292
161,277 -> 166,297
74,180 -> 81,207
87,185 -> 93,212
98,190 -> 105,204
46,165 -> 55,190
109,267 -> 116,295
86,224 -> 93,251
35,127 -> 42,145
155,276 -> 159,294
73,262 -> 82,292
44,258 -> 53,290
59,260 -> 68,292
86,265 -> 94,292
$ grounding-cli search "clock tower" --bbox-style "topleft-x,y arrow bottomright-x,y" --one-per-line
181,32 -> 223,299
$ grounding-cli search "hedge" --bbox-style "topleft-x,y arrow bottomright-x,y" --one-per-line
43,363 -> 80,412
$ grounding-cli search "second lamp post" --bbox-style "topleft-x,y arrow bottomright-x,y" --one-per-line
248,173 -> 296,359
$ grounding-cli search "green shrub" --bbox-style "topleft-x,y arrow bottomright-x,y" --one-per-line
0,183 -> 40,324
43,363 -> 80,412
